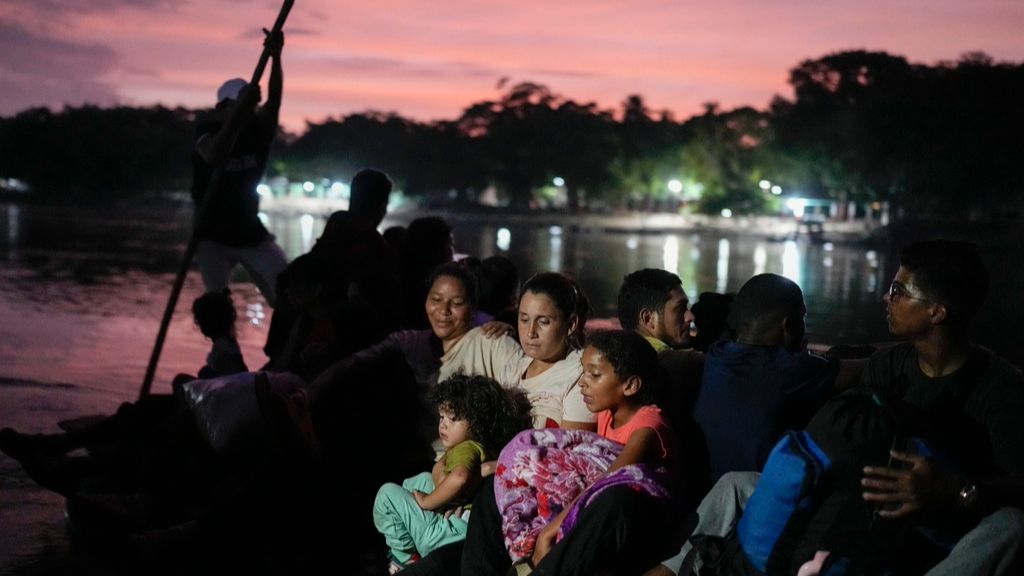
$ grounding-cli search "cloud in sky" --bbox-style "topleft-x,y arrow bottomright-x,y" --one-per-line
0,20 -> 120,113
2,0 -> 1023,132
7,0 -> 173,12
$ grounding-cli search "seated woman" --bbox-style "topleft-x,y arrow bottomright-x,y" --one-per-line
312,268 -> 598,456
310,262 -> 522,459
441,270 -> 595,432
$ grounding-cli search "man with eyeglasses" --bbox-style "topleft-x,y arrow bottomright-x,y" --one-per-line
858,239 -> 1024,574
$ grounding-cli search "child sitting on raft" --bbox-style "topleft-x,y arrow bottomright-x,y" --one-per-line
192,288 -> 247,378
534,329 -> 676,565
482,329 -> 677,575
373,374 -> 525,574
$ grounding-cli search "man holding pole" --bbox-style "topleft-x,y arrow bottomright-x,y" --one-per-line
190,29 -> 288,307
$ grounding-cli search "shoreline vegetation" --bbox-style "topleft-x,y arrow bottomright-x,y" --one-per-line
1,50 -> 1022,224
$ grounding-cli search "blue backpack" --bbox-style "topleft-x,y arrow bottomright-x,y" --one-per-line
689,390 -> 946,576
736,430 -> 838,574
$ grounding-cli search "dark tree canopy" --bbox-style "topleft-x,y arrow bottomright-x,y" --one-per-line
2,51 -> 1022,219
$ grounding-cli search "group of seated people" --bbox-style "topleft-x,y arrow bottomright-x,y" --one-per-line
1,168 -> 1022,576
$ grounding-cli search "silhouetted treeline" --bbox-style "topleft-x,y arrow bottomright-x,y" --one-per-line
1,50 -> 1022,218
0,105 -> 198,201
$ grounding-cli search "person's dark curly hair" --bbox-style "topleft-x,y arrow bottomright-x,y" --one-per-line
899,239 -> 988,324
192,288 -> 237,339
426,374 -> 530,456
587,329 -> 660,406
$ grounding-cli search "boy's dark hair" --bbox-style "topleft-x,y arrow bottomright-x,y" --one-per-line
617,269 -> 683,331
728,274 -> 803,340
690,292 -> 735,352
405,217 -> 453,266
899,239 -> 988,323
192,289 -> 236,339
427,374 -> 530,456
477,256 -> 520,316
349,168 -> 393,218
520,272 -> 591,350
427,262 -> 480,309
587,330 -> 660,405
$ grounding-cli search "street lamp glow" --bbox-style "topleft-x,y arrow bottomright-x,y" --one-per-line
786,198 -> 806,218
302,181 -> 315,192
759,180 -> 771,190
552,177 -> 565,187
720,208 -> 733,218
256,184 -> 271,196
771,185 -> 782,195
667,179 -> 683,194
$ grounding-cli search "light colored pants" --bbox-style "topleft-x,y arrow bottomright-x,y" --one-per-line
925,506 -> 1024,576
663,473 -> 1024,576
373,471 -> 470,563
196,238 -> 287,307
664,471 -> 760,575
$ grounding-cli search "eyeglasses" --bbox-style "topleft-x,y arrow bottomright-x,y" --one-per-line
887,281 -> 932,304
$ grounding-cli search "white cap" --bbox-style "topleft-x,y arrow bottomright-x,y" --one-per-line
216,78 -> 248,103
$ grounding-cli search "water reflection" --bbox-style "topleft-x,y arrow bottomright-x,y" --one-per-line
299,214 -> 315,252
716,238 -> 730,293
663,235 -> 679,275
246,301 -> 266,327
753,244 -> 767,276
6,204 -> 18,248
782,240 -> 801,283
2,203 -> 1020,390
549,235 -> 561,272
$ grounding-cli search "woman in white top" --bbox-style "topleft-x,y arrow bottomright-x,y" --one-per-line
445,271 -> 590,432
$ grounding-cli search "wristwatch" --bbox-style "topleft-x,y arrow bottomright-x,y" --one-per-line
958,483 -> 979,511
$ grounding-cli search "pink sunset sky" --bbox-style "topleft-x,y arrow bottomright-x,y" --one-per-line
3,0 -> 1023,134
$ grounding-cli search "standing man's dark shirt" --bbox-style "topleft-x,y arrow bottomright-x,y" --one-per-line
190,118 -> 272,247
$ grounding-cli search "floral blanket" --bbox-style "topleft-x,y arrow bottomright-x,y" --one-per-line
494,428 -> 671,562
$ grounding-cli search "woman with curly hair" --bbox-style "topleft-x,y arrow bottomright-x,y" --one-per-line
373,374 -> 527,573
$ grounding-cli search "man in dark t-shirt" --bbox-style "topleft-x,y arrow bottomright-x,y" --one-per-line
859,239 -> 1024,575
191,30 -> 288,307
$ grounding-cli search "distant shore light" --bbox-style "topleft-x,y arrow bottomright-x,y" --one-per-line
302,181 -> 315,192
668,179 -> 683,194
552,177 -> 565,187
497,228 -> 511,251
759,180 -> 771,190
771,185 -> 782,195
720,208 -> 733,218
786,198 -> 806,218
256,184 -> 272,196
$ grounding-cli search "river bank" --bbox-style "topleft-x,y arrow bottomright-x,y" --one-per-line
258,194 -> 880,244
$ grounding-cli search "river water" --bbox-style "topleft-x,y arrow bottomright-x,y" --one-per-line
0,200 -> 1020,571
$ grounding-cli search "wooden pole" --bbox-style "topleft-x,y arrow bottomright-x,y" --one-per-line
138,0 -> 295,400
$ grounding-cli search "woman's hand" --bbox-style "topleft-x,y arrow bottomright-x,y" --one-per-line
480,321 -> 515,339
